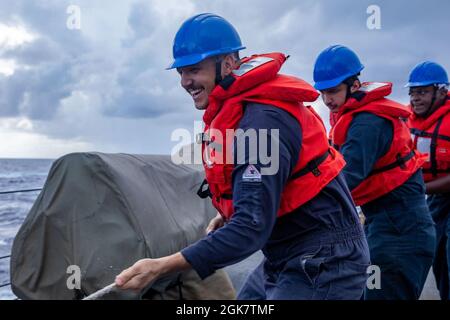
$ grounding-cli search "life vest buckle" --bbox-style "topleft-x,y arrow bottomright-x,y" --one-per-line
311,167 -> 321,177
396,153 -> 407,170
197,179 -> 212,199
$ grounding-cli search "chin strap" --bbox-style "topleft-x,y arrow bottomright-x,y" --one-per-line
343,74 -> 361,101
423,86 -> 439,118
215,58 -> 223,85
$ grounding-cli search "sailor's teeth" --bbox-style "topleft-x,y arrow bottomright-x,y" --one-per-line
190,88 -> 203,97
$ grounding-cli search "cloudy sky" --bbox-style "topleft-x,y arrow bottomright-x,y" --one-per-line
0,0 -> 448,158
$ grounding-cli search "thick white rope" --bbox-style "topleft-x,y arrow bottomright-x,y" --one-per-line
82,283 -> 118,300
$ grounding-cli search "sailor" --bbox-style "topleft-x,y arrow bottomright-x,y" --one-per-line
313,45 -> 436,299
116,14 -> 370,300
406,61 -> 450,300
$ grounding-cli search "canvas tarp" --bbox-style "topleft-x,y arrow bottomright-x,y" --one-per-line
10,152 -> 235,300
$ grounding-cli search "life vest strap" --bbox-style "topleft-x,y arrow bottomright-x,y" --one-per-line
410,128 -> 450,142
430,116 -> 445,177
369,150 -> 416,176
196,133 -> 211,144
289,150 -> 330,181
423,168 -> 450,174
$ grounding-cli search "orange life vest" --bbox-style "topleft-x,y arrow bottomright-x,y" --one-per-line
198,53 -> 346,221
329,82 -> 426,206
408,94 -> 450,182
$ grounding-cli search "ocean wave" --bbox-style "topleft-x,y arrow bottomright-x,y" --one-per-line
0,159 -> 52,300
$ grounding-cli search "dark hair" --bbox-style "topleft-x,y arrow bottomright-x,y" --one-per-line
343,74 -> 360,87
216,52 -> 240,62
343,74 -> 362,100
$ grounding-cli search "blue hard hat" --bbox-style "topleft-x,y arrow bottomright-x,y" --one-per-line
167,13 -> 245,70
313,45 -> 364,90
405,61 -> 449,87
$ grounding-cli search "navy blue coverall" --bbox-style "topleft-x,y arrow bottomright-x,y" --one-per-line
339,112 -> 436,300
181,103 -> 370,300
428,192 -> 450,300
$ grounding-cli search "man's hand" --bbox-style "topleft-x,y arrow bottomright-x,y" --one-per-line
115,258 -> 162,291
115,253 -> 191,291
206,212 -> 225,234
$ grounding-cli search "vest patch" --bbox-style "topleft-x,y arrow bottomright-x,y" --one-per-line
359,82 -> 387,92
242,164 -> 262,182
416,136 -> 431,156
233,57 -> 274,77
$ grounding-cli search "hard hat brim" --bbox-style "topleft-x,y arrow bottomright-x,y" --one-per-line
314,66 -> 364,91
314,74 -> 353,91
167,46 -> 246,70
404,80 -> 450,88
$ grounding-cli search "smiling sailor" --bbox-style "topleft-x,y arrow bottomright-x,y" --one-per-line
115,13 -> 370,300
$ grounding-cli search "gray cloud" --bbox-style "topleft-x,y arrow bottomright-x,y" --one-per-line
0,0 -> 449,156
0,0 -> 91,119
125,1 -> 159,42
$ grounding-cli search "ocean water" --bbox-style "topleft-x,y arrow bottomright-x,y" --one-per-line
0,159 -> 53,300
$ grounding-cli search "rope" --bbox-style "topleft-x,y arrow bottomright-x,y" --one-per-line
82,283 -> 118,300
0,188 -> 42,195
0,255 -> 11,260
0,282 -> 11,288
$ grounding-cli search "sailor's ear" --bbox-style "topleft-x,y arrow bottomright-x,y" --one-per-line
438,86 -> 448,97
350,79 -> 361,93
222,54 -> 237,76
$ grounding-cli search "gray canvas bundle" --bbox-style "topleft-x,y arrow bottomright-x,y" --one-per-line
9,152 -> 232,300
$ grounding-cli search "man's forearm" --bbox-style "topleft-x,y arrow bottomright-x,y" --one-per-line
160,252 -> 192,276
